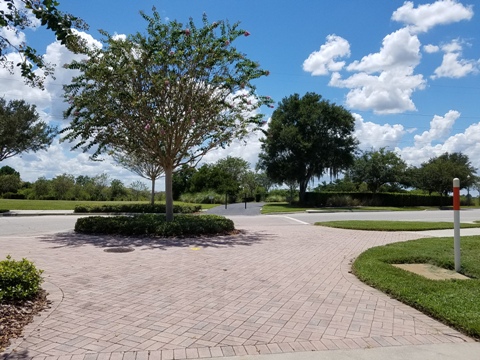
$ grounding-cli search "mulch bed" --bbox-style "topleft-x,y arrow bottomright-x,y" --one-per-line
0,290 -> 50,352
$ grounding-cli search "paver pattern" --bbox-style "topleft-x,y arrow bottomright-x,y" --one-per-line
1,215 -> 473,360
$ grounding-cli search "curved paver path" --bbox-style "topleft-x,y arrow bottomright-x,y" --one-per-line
1,215 -> 473,360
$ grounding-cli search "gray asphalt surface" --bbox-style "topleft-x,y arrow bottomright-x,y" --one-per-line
205,202 -> 265,216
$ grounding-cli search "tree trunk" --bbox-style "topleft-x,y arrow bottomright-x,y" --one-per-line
150,177 -> 155,206
165,167 -> 174,222
299,181 -> 307,205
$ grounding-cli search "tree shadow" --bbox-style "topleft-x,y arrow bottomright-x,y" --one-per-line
38,229 -> 274,251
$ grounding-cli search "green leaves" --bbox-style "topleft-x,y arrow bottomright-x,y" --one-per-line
0,255 -> 43,302
0,98 -> 57,162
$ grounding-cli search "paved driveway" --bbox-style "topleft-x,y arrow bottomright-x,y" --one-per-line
1,215 -> 473,360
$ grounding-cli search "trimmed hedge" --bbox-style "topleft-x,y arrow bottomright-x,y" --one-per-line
74,203 -> 201,214
1,192 -> 26,199
0,255 -> 43,302
304,192 -> 452,207
75,214 -> 235,237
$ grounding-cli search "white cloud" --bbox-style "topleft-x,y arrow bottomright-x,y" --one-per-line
423,44 -> 440,53
353,113 -> 406,150
392,0 -> 473,33
431,40 -> 478,79
413,110 -> 460,145
302,35 -> 350,76
330,68 -> 425,114
347,28 -> 421,73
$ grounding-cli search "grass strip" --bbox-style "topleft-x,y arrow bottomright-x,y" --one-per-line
353,236 -> 480,338
315,220 -> 480,231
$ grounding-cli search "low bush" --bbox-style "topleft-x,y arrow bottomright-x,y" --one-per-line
0,209 -> 9,213
180,192 -> 224,204
74,203 -> 201,214
0,256 -> 44,302
75,214 -> 235,237
325,195 -> 360,207
2,192 -> 26,199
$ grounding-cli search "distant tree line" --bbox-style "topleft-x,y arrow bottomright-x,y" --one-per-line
0,167 -> 153,201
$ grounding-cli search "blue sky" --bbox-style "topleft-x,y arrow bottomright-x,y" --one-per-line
1,0 -> 479,190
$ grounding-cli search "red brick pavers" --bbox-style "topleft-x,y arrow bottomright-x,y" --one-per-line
1,215 -> 473,360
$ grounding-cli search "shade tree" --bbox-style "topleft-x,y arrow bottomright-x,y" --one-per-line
62,10 -> 272,220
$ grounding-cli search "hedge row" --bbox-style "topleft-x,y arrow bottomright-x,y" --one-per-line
304,192 -> 453,207
74,203 -> 201,214
74,214 -> 235,237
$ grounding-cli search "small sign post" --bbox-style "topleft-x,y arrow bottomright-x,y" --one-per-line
453,178 -> 461,272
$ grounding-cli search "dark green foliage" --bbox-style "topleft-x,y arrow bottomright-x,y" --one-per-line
0,98 -> 57,161
349,148 -> 408,193
0,209 -> 9,213
74,214 -> 235,237
304,192 -> 451,207
1,192 -> 26,199
1,0 -> 88,88
412,152 -> 477,196
353,236 -> 480,338
74,203 -> 201,214
316,220 -> 480,231
0,255 -> 43,302
258,92 -> 357,203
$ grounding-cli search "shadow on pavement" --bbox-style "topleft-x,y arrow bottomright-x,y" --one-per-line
38,230 -> 274,251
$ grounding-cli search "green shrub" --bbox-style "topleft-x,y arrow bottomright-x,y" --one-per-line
74,203 -> 201,214
0,209 -> 9,213
180,192 -> 224,204
2,192 -> 26,199
75,214 -> 235,237
325,195 -> 360,207
0,255 -> 43,302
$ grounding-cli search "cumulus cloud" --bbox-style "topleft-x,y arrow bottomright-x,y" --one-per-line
353,113 -> 406,150
431,40 -> 479,79
391,0 -> 473,33
413,110 -> 460,145
330,68 -> 425,114
394,110 -> 480,169
347,28 -> 421,73
302,35 -> 350,76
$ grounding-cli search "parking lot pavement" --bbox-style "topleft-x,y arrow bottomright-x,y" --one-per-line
1,215 -> 474,360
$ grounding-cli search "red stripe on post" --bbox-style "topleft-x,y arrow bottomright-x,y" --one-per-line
453,187 -> 460,210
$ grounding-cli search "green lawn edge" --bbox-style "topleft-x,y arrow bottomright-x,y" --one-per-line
315,220 -> 480,231
352,236 -> 480,338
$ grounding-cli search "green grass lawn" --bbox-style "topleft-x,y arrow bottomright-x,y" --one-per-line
0,199 -> 218,211
261,202 -> 439,214
353,236 -> 480,338
315,220 -> 480,231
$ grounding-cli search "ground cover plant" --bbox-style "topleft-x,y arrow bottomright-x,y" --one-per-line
75,214 -> 235,237
353,236 -> 480,338
315,220 -> 480,231
0,256 -> 47,351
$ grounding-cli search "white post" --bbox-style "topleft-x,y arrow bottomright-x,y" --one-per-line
453,178 -> 461,272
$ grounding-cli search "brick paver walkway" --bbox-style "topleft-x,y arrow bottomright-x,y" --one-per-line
1,215 -> 473,360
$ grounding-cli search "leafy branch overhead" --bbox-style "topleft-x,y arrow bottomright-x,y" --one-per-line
0,0 -> 88,88
62,9 -> 272,220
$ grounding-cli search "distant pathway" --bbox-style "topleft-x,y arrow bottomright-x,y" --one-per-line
205,202 -> 265,216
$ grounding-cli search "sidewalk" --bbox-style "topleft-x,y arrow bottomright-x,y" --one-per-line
1,215 -> 479,360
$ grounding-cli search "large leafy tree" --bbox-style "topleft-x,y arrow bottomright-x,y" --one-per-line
349,148 -> 407,193
62,10 -> 271,221
258,92 -> 357,203
0,98 -> 57,161
1,0 -> 87,87
413,152 -> 476,196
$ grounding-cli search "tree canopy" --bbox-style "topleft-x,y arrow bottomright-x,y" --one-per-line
349,148 -> 407,193
258,92 -> 357,203
0,98 -> 57,161
413,152 -> 476,196
1,0 -> 87,87
62,10 -> 271,220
